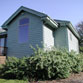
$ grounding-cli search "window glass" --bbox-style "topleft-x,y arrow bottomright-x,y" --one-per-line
19,18 -> 29,43
0,38 -> 5,47
19,18 -> 29,25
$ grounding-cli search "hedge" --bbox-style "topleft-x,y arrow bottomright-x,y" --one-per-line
0,47 -> 83,81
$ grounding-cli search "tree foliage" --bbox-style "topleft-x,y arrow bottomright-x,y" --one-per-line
76,21 -> 83,41
76,21 -> 83,52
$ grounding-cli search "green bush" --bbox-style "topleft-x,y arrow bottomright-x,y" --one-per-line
0,47 -> 83,81
68,51 -> 83,73
0,57 -> 29,80
80,46 -> 83,53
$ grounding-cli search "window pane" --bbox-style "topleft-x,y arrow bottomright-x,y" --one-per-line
19,18 -> 29,25
19,25 -> 28,43
0,38 -> 4,47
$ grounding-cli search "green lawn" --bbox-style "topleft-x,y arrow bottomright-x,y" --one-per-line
0,79 -> 28,83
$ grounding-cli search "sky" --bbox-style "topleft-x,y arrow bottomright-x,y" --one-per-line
0,0 -> 83,27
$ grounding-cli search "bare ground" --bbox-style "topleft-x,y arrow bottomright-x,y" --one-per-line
30,72 -> 83,83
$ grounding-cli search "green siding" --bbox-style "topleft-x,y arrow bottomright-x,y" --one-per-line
7,11 -> 43,57
1,7 -> 79,57
54,27 -> 68,50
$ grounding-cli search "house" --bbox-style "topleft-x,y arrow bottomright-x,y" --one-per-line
0,6 -> 80,59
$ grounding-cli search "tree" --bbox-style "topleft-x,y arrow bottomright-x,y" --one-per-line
76,21 -> 83,52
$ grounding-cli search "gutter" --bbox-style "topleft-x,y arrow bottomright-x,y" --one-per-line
41,16 -> 58,29
56,20 -> 80,40
66,23 -> 80,40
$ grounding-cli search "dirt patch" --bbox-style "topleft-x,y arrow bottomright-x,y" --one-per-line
30,72 -> 83,83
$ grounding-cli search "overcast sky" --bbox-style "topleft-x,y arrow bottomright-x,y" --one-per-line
0,0 -> 83,27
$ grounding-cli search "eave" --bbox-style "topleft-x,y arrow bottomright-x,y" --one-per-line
41,16 -> 58,29
55,19 -> 80,40
1,6 -> 58,30
1,6 -> 47,29
66,23 -> 80,40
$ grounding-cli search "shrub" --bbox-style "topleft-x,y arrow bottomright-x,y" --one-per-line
68,51 -> 83,73
0,57 -> 19,79
0,47 -> 83,81
80,46 -> 83,53
0,57 -> 29,80
79,53 -> 83,71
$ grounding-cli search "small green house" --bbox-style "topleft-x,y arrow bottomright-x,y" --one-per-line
0,6 -> 80,58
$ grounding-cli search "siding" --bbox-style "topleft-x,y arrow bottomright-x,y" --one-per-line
7,11 -> 43,57
43,25 -> 54,49
67,28 -> 79,53
54,27 -> 68,49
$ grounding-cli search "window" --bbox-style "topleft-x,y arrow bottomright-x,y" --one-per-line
19,18 -> 29,43
0,38 -> 5,54
0,38 -> 5,47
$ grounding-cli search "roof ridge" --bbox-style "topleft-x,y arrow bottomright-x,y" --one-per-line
21,6 -> 48,16
1,6 -> 47,28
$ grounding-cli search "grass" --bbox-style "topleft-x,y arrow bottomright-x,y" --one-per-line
0,79 -> 28,83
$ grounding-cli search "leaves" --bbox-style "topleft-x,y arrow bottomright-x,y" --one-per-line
0,47 -> 83,81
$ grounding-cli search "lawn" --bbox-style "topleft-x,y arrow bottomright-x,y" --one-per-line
0,79 -> 27,83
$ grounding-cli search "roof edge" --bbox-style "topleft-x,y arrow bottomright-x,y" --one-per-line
66,22 -> 80,39
1,6 -> 47,28
41,16 -> 58,29
54,19 -> 80,39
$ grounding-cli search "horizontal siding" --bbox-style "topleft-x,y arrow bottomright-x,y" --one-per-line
67,28 -> 79,53
7,11 -> 43,57
54,27 -> 68,49
43,25 -> 54,49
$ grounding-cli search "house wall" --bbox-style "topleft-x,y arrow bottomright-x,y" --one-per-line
7,11 -> 43,57
54,27 -> 68,49
67,28 -> 79,53
43,25 -> 54,49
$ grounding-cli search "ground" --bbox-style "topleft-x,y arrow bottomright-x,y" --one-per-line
0,72 -> 83,83
31,72 -> 83,83
0,79 -> 27,83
